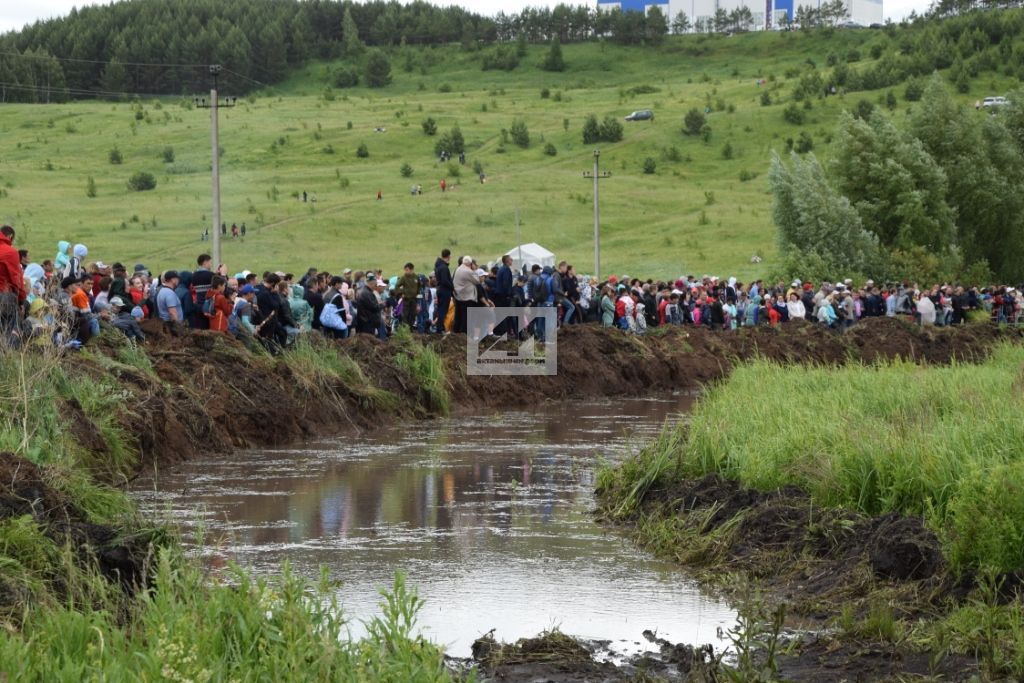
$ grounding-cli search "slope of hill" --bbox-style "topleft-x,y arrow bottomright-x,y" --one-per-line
0,27 -> 1016,279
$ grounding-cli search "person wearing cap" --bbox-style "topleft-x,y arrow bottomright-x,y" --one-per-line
156,270 -> 184,335
355,273 -> 383,335
229,284 -> 257,342
110,296 -> 145,341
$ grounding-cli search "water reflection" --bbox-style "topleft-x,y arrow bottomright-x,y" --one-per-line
134,394 -> 736,656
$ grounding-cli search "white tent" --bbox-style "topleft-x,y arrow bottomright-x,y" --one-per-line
504,243 -> 555,274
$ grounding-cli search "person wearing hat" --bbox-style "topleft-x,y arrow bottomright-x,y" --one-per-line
229,284 -> 257,344
355,273 -> 383,335
110,296 -> 145,341
156,270 -> 184,335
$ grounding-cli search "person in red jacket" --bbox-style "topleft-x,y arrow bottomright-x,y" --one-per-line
205,275 -> 234,334
0,225 -> 26,345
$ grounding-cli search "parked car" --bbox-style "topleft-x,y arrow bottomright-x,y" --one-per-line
625,110 -> 654,121
980,96 -> 1009,109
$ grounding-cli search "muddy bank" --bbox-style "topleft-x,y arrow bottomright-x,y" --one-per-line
598,472 -> 984,681
75,317 -> 1023,475
0,451 -> 155,613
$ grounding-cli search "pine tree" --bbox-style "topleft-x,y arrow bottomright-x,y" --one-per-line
342,7 -> 365,59
364,49 -> 391,88
541,36 -> 565,72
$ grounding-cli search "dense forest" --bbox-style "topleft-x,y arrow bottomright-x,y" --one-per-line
0,0 -> 673,101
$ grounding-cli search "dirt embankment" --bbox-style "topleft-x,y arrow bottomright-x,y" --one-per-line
71,316 -> 1022,474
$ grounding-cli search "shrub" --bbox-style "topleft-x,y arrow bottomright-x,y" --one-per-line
738,169 -> 757,182
510,118 -> 530,148
364,49 -> 392,88
356,143 -> 369,158
481,45 -> 519,71
544,142 -> 557,156
161,146 -> 175,163
853,99 -> 875,120
700,125 -> 712,143
904,79 -> 924,102
722,141 -> 734,159
322,144 -> 335,154
663,146 -> 682,162
400,163 -> 414,177
683,108 -> 705,136
760,91 -> 772,106
541,37 -> 566,72
795,131 -> 814,153
434,126 -> 465,156
127,171 -> 156,191
642,157 -> 656,174
334,66 -> 359,88
421,118 -> 437,136
85,176 -> 96,198
472,160 -> 484,175
540,87 -> 550,99
438,83 -> 452,93
109,148 -> 123,164
599,115 -> 623,143
582,114 -> 600,144
846,49 -> 861,63
783,103 -> 805,125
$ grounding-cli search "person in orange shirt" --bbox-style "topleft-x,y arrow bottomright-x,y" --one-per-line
62,275 -> 95,342
205,275 -> 234,334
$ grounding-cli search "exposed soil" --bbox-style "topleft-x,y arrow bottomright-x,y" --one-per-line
603,472 -> 983,681
63,317 -> 1022,475
466,629 -> 721,682
0,452 -> 154,608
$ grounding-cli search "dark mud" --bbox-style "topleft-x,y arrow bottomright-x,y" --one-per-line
466,629 -> 720,682
0,452 -> 155,609
607,473 -> 982,681
71,317 -> 1023,475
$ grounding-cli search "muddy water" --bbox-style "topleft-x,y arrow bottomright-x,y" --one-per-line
133,395 -> 735,657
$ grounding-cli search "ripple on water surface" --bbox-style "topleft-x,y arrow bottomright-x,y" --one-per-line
133,394 -> 735,656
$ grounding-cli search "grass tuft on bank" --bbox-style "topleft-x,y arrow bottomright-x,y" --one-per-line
602,343 -> 1024,574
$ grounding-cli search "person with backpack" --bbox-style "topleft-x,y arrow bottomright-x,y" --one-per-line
204,276 -> 233,334
320,285 -> 350,339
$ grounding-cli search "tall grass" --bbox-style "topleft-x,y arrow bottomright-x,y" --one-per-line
392,327 -> 451,416
0,546 -> 458,682
609,344 -> 1024,574
283,336 -> 400,412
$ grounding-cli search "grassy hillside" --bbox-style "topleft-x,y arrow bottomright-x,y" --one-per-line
0,29 -> 1015,280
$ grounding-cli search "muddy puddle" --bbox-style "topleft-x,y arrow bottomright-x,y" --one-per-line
133,394 -> 735,657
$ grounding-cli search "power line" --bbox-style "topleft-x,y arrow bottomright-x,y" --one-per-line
0,80 -> 184,100
0,49 -> 207,69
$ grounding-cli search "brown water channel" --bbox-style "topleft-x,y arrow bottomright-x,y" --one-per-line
133,394 -> 735,657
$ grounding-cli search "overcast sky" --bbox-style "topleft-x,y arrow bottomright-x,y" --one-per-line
1,0 -> 931,36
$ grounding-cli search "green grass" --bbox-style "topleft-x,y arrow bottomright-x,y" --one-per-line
0,548 -> 459,683
3,32 -> 1015,280
607,343 -> 1024,574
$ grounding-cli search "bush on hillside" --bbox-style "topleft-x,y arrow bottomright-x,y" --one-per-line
334,66 -> 359,88
599,115 -> 623,143
434,126 -> 465,156
127,171 -> 156,191
364,49 -> 392,88
510,119 -> 530,148
421,117 -> 437,135
109,148 -> 123,164
683,108 -> 705,136
356,143 -> 369,158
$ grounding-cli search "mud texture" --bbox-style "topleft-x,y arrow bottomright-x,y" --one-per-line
467,630 -> 721,682
614,473 -> 982,681
0,452 -> 154,607
69,317 -> 1022,476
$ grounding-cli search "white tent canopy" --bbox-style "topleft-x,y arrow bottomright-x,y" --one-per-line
504,243 -> 555,273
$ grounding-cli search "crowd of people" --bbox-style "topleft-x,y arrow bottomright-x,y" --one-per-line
0,225 -> 1019,353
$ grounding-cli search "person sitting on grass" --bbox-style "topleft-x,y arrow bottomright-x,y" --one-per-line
110,296 -> 145,342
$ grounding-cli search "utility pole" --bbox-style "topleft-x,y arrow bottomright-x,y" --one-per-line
582,150 -> 612,280
195,65 -> 236,268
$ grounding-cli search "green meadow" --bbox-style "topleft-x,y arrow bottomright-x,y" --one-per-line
2,31 -> 1012,280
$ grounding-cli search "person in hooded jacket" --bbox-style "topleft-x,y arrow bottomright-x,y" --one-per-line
62,244 -> 88,281
433,249 -> 453,333
54,241 -> 71,275
0,226 -> 26,344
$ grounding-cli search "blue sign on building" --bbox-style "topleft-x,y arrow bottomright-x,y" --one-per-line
597,0 -> 670,11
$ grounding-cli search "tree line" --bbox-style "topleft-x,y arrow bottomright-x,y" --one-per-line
770,75 -> 1024,284
0,0 -> 678,102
